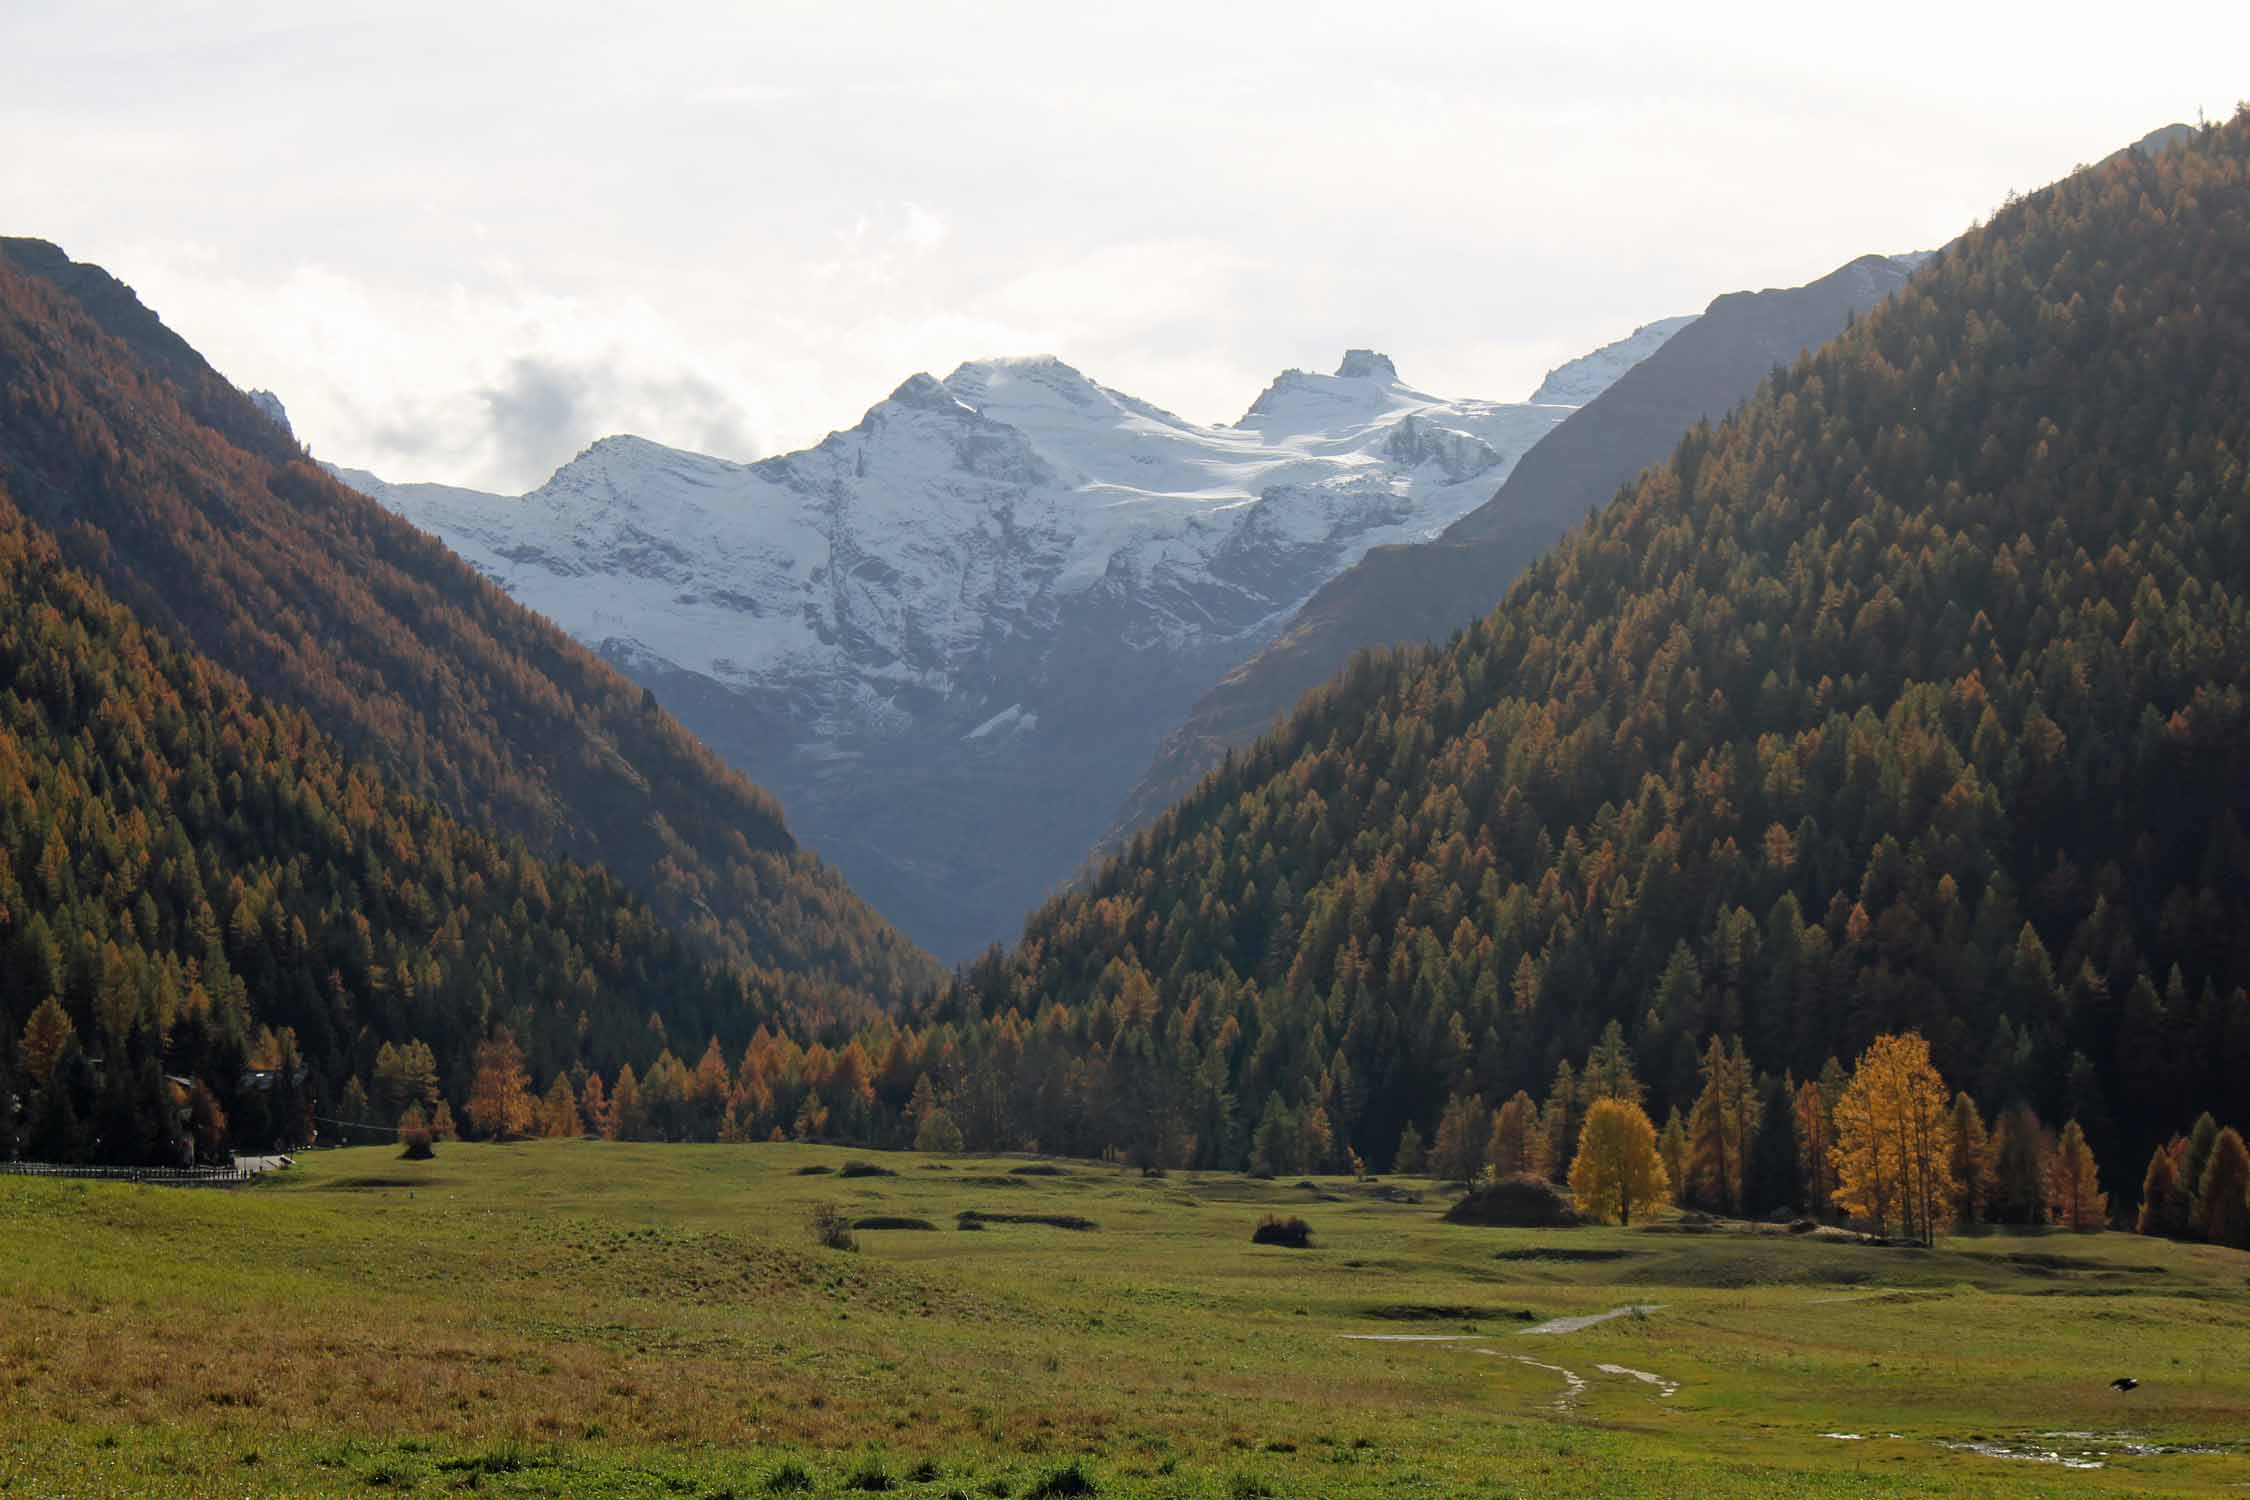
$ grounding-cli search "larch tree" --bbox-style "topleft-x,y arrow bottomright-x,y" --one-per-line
2135,1142 -> 2180,1236
1431,1093 -> 1487,1184
1794,1078 -> 1835,1216
579,1072 -> 610,1140
1393,1120 -> 1424,1174
2197,1127 -> 2250,1249
1743,1073 -> 1802,1218
2044,1119 -> 2108,1230
1830,1031 -> 1956,1245
1568,1097 -> 1669,1226
465,1028 -> 536,1140
538,1073 -> 583,1138
1686,1036 -> 1758,1213
1581,1020 -> 1645,1108
2180,1113 -> 2220,1228
1946,1092 -> 1990,1225
915,1103 -> 966,1154
1540,1060 -> 1581,1183
1488,1090 -> 1540,1178
1658,1108 -> 1690,1206
19,997 -> 76,1088
1987,1105 -> 2049,1225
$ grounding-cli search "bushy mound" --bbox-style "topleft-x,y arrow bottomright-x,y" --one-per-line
1251,1214 -> 1314,1248
1444,1175 -> 1581,1228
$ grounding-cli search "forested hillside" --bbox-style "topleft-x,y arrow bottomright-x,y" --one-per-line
908,113 -> 2250,1191
1112,253 -> 1920,840
0,240 -> 930,994
0,478 -> 813,1162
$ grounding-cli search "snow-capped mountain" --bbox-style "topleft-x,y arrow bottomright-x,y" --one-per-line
1527,316 -> 1699,405
336,336 -> 1688,959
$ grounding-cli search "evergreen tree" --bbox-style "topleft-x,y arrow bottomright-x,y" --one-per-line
1743,1074 -> 1802,1218
1392,1119 -> 1424,1175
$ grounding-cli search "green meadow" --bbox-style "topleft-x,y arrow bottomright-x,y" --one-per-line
3,1142 -> 2245,1497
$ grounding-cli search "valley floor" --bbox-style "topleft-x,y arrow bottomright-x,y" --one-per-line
4,1143 -> 2247,1497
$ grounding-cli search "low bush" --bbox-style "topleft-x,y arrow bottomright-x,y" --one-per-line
1009,1164 -> 1066,1177
793,1165 -> 834,1177
1443,1174 -> 1581,1228
807,1203 -> 859,1252
765,1458 -> 815,1492
843,1455 -> 896,1491
398,1129 -> 435,1161
1251,1214 -> 1314,1248
956,1210 -> 1097,1231
1024,1459 -> 1098,1497
853,1216 -> 938,1231
838,1160 -> 896,1179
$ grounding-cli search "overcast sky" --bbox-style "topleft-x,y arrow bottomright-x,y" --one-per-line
6,2 -> 2246,493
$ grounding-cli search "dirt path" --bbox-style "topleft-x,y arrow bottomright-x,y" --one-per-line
1597,1362 -> 1679,1397
1520,1303 -> 1661,1335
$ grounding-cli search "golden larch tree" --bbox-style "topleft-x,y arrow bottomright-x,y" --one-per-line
1568,1097 -> 1670,1226
464,1027 -> 535,1140
1488,1090 -> 1540,1178
1829,1031 -> 1956,1245
2043,1119 -> 2108,1230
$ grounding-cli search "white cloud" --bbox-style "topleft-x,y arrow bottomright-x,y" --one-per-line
5,0 -> 2245,490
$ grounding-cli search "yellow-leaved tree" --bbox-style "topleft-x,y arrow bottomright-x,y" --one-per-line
1568,1097 -> 1669,1226
464,1028 -> 535,1140
1830,1032 -> 1957,1245
2044,1119 -> 2108,1230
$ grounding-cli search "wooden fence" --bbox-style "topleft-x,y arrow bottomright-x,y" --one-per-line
0,1161 -> 251,1186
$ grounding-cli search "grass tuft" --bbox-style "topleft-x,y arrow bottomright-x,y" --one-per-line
764,1458 -> 815,1493
1023,1458 -> 1098,1497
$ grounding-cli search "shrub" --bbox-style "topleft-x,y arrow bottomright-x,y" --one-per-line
1252,1214 -> 1314,1248
1024,1458 -> 1098,1497
793,1164 -> 834,1176
765,1458 -> 815,1493
838,1160 -> 896,1179
1443,1174 -> 1581,1228
399,1129 -> 435,1161
1009,1163 -> 1066,1177
807,1203 -> 860,1251
853,1216 -> 938,1231
1227,1475 -> 1274,1499
843,1454 -> 896,1491
907,1458 -> 941,1482
957,1210 -> 1097,1231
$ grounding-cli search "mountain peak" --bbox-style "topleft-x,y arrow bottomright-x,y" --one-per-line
884,371 -> 971,413
1336,349 -> 1398,381
246,388 -> 292,437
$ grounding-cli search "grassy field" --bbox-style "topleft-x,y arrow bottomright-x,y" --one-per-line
3,1142 -> 2247,1497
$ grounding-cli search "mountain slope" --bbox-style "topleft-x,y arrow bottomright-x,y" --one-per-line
0,470 -> 772,1161
0,239 -> 931,995
1112,254 -> 1923,839
338,338 -> 1686,959
955,113 -> 2250,1180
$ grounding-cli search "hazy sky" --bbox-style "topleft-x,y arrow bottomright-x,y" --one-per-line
6,1 -> 2245,493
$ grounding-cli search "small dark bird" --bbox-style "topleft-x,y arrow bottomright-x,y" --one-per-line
2110,1377 -> 2139,1392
